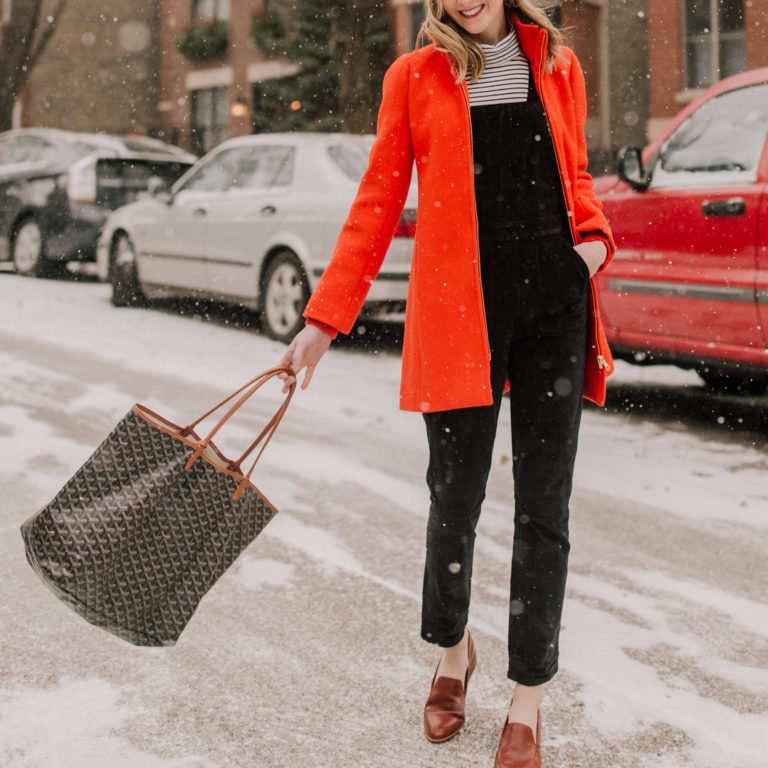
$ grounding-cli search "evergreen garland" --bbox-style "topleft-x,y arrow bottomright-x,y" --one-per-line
176,20 -> 229,61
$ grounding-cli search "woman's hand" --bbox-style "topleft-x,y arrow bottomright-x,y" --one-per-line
278,324 -> 333,393
573,239 -> 608,278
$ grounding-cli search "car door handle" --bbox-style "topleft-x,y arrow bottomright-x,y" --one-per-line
701,198 -> 746,217
260,205 -> 277,216
193,207 -> 208,217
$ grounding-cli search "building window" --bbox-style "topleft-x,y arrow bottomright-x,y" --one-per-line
191,87 -> 229,154
193,0 -> 230,22
684,0 -> 745,89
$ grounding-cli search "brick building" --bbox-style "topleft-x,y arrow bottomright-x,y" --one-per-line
560,0 -> 649,172
12,0 -> 160,135
157,0 -> 300,153
646,0 -> 768,139
553,0 -> 768,167
156,0 -> 425,154
156,0 -> 646,169
10,1 -> 768,172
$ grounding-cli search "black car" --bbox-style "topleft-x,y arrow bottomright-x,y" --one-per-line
0,128 -> 195,277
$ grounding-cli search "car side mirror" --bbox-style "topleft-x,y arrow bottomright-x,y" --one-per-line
617,147 -> 650,190
146,176 -> 172,203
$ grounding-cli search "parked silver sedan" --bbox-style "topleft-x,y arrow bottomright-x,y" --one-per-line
96,132 -> 416,342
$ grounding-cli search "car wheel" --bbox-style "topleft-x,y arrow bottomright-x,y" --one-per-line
110,233 -> 145,308
697,367 -> 768,396
12,218 -> 48,277
260,251 -> 310,343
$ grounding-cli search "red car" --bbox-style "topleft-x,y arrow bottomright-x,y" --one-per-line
594,68 -> 768,394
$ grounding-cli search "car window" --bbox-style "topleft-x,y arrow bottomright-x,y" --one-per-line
327,143 -> 372,182
57,136 -> 116,163
116,137 -> 191,158
66,135 -> 121,157
651,82 -> 768,188
0,136 -> 15,165
229,146 -> 295,190
17,136 -> 57,163
0,135 -> 56,165
176,146 -> 245,192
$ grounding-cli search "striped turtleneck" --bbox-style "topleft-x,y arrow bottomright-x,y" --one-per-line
466,28 -> 530,106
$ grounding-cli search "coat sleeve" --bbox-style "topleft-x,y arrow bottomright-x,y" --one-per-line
303,55 -> 414,334
566,50 -> 615,271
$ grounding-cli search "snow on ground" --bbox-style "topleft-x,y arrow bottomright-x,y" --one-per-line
578,406 -> 768,529
1,273 -> 766,768
0,678 -> 216,768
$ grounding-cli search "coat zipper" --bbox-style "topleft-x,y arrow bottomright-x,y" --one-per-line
534,35 -> 609,372
461,78 -> 492,364
590,283 -> 609,370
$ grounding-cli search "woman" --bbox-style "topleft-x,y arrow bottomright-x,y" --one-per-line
280,0 -> 614,765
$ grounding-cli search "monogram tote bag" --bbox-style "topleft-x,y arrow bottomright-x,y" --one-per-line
20,366 -> 295,647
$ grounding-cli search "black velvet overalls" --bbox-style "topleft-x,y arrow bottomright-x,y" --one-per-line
421,72 -> 590,686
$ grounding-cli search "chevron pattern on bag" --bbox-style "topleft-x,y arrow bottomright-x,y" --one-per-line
20,408 -> 276,647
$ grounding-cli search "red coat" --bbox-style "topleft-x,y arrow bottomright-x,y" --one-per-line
304,15 -> 616,412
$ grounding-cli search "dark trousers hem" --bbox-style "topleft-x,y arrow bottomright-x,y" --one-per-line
507,665 -> 558,686
421,627 -> 466,649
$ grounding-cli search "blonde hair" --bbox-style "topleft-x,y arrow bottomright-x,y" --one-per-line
418,0 -> 563,83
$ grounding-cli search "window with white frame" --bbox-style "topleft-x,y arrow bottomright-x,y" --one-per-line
191,87 -> 229,154
684,0 -> 745,89
193,0 -> 230,22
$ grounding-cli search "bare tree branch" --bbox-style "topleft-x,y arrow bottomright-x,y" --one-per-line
28,0 -> 69,73
0,0 -> 70,130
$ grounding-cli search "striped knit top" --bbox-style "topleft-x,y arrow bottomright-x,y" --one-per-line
466,28 -> 530,106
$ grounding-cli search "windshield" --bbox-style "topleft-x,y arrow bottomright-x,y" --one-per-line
327,143 -> 374,182
65,133 -> 190,160
117,137 -> 193,158
653,83 -> 768,187
327,140 -> 417,197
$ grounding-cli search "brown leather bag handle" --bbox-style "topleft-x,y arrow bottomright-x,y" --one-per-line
184,366 -> 292,433
231,391 -> 294,499
183,367 -> 295,498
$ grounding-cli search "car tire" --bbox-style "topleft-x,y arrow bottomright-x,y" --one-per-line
12,218 -> 50,277
260,250 -> 310,343
110,233 -> 145,308
697,367 -> 768,396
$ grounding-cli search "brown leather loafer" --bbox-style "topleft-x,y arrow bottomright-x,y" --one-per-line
423,630 -> 477,743
493,711 -> 541,768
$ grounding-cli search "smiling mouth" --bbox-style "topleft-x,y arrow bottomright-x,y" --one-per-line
459,5 -> 483,17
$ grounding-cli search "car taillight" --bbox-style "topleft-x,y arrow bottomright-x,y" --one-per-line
393,210 -> 417,238
67,157 -> 98,203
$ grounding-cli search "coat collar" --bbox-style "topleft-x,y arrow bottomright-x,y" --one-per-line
509,14 -> 548,73
421,13 -> 549,91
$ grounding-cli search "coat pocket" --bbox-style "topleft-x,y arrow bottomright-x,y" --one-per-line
557,236 -> 590,281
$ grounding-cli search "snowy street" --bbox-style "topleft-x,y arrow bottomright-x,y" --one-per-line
1,271 -> 767,768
